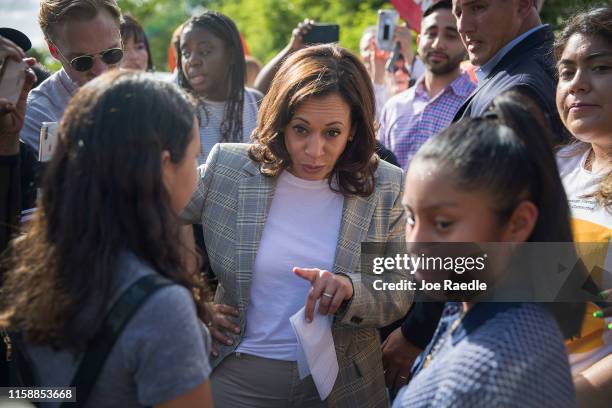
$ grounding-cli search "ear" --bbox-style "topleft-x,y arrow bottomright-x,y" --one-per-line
416,34 -> 421,48
47,41 -> 59,60
160,150 -> 174,191
501,200 -> 539,242
516,0 -> 535,17
348,126 -> 356,142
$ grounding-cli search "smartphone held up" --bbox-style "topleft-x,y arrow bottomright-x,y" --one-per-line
377,9 -> 399,51
0,58 -> 27,105
302,23 -> 340,45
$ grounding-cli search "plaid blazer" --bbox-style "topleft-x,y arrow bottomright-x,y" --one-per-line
182,143 -> 412,408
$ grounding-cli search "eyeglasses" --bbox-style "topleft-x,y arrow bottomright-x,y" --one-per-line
53,43 -> 124,72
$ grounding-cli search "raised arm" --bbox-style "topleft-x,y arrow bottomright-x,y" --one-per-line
253,19 -> 314,95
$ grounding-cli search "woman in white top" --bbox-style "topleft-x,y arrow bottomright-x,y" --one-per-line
176,10 -> 262,164
181,44 -> 411,408
554,6 -> 612,406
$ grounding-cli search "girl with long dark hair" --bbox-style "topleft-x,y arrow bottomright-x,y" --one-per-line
176,10 -> 262,165
393,93 -> 583,407
0,71 -> 213,407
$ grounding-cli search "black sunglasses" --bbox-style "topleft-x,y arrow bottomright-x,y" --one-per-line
54,44 -> 124,72
70,48 -> 123,72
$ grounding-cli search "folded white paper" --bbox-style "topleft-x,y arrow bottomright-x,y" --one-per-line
290,305 -> 339,400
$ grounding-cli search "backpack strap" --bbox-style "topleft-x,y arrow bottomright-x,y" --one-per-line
61,274 -> 173,408
2,329 -> 36,388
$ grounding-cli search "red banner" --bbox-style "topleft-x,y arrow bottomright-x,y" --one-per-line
390,0 -> 438,33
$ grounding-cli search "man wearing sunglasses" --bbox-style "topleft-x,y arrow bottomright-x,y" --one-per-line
21,0 -> 122,154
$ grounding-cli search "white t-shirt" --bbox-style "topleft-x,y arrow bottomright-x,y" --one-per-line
236,170 -> 344,360
197,87 -> 262,165
557,144 -> 612,373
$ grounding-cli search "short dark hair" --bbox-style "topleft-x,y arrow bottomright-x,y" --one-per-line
423,0 -> 452,18
249,44 -> 378,197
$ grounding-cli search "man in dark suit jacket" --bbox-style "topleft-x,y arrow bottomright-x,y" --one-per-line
452,9 -> 565,141
383,0 -> 567,394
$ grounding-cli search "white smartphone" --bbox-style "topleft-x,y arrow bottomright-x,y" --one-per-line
377,9 -> 399,52
0,58 -> 26,105
39,121 -> 59,162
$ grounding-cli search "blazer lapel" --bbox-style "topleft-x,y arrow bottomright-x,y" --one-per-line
235,161 -> 276,310
332,188 -> 380,276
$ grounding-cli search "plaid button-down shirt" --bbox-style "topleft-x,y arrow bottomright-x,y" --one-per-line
378,73 -> 476,170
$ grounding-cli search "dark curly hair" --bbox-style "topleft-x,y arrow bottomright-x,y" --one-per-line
249,44 -> 378,197
554,5 -> 612,209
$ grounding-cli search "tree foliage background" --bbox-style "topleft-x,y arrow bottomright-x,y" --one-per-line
37,0 -> 605,72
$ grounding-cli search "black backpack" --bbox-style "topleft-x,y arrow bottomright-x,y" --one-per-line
1,274 -> 172,407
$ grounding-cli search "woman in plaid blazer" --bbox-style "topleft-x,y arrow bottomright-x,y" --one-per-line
182,44 -> 412,408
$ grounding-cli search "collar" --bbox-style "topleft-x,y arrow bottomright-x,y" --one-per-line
449,73 -> 476,98
450,302 -> 522,345
58,68 -> 79,96
476,25 -> 547,82
415,72 -> 474,99
413,75 -> 428,98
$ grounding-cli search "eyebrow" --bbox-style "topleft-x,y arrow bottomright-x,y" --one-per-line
402,202 -> 459,210
181,40 -> 212,49
558,51 -> 612,66
292,117 -> 345,126
67,42 -> 121,59
455,0 -> 480,12
584,51 -> 612,60
424,25 -> 457,33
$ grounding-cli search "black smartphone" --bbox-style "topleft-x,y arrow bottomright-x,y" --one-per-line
302,24 -> 340,45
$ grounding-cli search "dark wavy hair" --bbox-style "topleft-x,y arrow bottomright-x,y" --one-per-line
411,90 -> 585,338
554,5 -> 612,209
175,11 -> 246,143
121,14 -> 154,70
0,70 -> 208,350
249,44 -> 378,197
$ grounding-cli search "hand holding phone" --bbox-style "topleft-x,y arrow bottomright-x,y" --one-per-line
0,59 -> 27,105
0,34 -> 26,64
302,23 -> 340,45
39,121 -> 59,162
377,9 -> 399,51
0,57 -> 35,147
